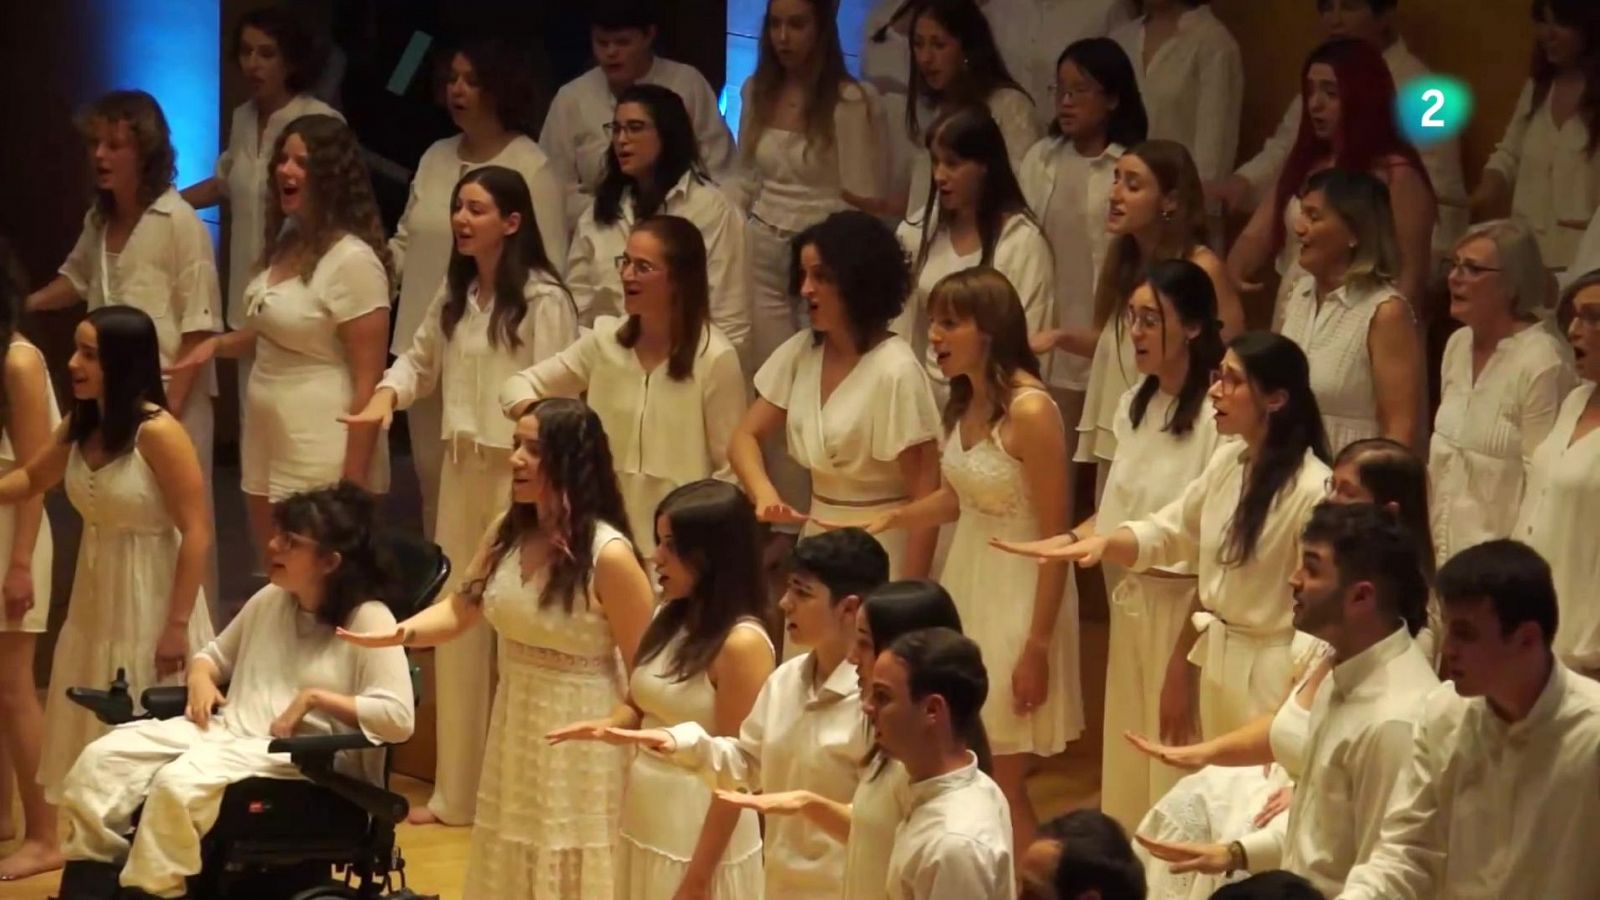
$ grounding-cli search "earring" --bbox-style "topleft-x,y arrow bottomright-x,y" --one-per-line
1161,209 -> 1174,222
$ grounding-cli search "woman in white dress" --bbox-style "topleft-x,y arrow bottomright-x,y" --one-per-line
567,85 -> 750,353
1431,219 -> 1576,563
175,115 -> 391,566
730,210 -> 944,579
387,37 -> 568,546
0,307 -> 213,803
340,398 -> 655,898
550,479 -> 775,899
1278,167 -> 1426,452
345,166 -> 579,827
502,215 -> 747,559
0,249 -> 62,881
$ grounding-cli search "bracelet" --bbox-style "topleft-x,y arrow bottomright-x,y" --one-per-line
1226,841 -> 1248,875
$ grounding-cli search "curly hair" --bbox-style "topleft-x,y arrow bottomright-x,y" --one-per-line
232,4 -> 322,94
453,36 -> 540,135
928,267 -> 1041,434
272,480 -> 396,627
262,114 -> 394,283
788,210 -> 911,352
616,215 -> 710,381
75,90 -> 177,220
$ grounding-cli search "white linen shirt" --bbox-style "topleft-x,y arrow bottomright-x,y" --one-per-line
1428,324 -> 1575,564
1237,628 -> 1439,897
539,57 -> 736,228
1338,665 -> 1600,900
983,0 -> 1135,124
386,134 -> 568,354
379,274 -> 577,450
661,652 -> 870,900
887,753 -> 1015,900
1483,78 -> 1600,271
1111,6 -> 1243,184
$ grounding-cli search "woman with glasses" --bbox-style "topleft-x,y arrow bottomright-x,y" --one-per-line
1430,220 -> 1576,566
502,216 -> 747,560
566,84 -> 750,355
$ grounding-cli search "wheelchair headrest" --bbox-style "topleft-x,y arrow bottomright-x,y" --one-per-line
373,529 -> 451,621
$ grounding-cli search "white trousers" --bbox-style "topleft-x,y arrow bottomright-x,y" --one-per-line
745,216 -> 811,523
61,716 -> 301,899
406,392 -> 445,543
1191,619 -> 1297,740
424,443 -> 508,824
176,389 -> 218,620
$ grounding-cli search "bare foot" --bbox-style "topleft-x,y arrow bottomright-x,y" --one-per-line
0,840 -> 64,881
405,805 -> 443,826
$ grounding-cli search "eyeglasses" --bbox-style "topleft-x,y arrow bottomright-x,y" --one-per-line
1571,306 -> 1600,329
603,120 -> 654,138
614,254 -> 662,276
1123,306 -> 1162,331
1448,259 -> 1502,278
1050,83 -> 1101,101
1209,368 -> 1247,395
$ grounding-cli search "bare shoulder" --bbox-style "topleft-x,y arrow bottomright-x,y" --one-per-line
2,339 -> 45,381
717,620 -> 776,668
134,409 -> 193,455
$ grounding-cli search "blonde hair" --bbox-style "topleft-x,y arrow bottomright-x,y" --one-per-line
1454,219 -> 1551,320
1303,168 -> 1400,292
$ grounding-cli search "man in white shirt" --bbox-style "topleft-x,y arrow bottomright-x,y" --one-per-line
539,0 -> 735,228
1338,539 -> 1600,899
1137,502 -> 1438,896
872,628 -> 1016,900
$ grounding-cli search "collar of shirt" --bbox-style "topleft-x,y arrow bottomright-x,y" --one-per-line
905,751 -> 980,809
1475,660 -> 1571,748
146,187 -> 185,218
624,170 -> 700,225
805,652 -> 861,708
1330,625 -> 1413,700
1048,137 -> 1124,167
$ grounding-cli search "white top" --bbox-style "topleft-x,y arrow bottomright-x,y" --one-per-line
244,234 -> 389,376
386,134 -> 569,354
1565,204 -> 1600,289
1235,39 -> 1468,259
215,94 -> 343,325
1111,6 -> 1243,184
566,170 -> 751,351
1338,665 -> 1600,900
1515,382 -> 1600,668
1237,628 -> 1439,897
379,274 -> 578,450
886,753 -> 1016,900
904,88 -> 1042,222
1428,324 -> 1575,563
195,584 -> 415,784
754,331 -> 942,503
539,57 -> 736,228
844,759 -> 912,900
1483,78 -> 1600,270
861,1 -> 913,100
662,652 -> 870,899
1020,137 -> 1121,390
982,0 -> 1135,124
1279,275 -> 1403,453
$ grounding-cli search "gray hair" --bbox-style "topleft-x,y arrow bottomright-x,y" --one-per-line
1455,219 -> 1551,320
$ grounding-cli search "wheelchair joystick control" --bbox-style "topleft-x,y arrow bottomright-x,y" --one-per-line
66,667 -> 138,726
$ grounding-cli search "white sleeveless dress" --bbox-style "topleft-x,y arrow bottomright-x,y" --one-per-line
39,425 -> 215,798
617,619 -> 771,899
462,522 -> 631,899
0,339 -> 59,634
1279,275 -> 1401,453
940,392 -> 1084,755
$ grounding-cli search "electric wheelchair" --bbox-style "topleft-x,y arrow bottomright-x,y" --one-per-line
54,530 -> 449,900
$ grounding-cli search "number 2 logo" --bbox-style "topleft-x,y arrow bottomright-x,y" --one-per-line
1421,88 -> 1446,128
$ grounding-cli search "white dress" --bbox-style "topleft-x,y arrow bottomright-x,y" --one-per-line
1279,275 -> 1402,453
939,391 -> 1084,755
1076,320 -> 1138,463
616,621 -> 771,900
0,340 -> 58,634
462,523 -> 632,899
39,427 -> 215,798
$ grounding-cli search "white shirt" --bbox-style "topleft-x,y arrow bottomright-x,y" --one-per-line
1429,324 -> 1575,564
982,0 -> 1135,124
1483,79 -> 1600,271
1112,6 -> 1243,184
566,170 -> 751,351
379,275 -> 578,450
845,759 -> 912,900
887,753 -> 1016,900
539,57 -> 736,229
1565,205 -> 1600,288
245,234 -> 389,375
1238,628 -> 1439,897
862,1 -> 914,100
1515,382 -> 1600,668
904,88 -> 1043,222
662,652 -> 870,899
387,134 -> 569,354
1339,665 -> 1600,900
215,94 -> 343,326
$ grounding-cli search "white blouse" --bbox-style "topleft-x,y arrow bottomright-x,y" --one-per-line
903,87 -> 1042,222
1515,382 -> 1600,669
1429,324 -> 1575,564
1279,275 -> 1406,453
983,0 -> 1135,124
386,134 -> 569,355
886,754 -> 1015,900
1484,79 -> 1600,270
244,235 -> 389,374
1111,5 -> 1243,184
379,274 -> 578,450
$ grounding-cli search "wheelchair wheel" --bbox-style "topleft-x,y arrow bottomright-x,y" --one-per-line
287,885 -> 359,900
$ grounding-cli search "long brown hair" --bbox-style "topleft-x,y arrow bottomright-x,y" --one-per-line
929,267 -> 1040,434
75,90 -> 176,221
616,215 -> 710,381
743,0 -> 854,162
261,114 -> 394,282
1092,140 -> 1209,332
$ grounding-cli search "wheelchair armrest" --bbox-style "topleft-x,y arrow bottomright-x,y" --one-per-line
66,668 -> 136,726
266,731 -> 381,756
267,732 -> 408,825
141,686 -> 190,720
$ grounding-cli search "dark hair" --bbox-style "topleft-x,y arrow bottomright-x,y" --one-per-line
591,0 -> 659,31
1210,870 -> 1323,900
1222,332 -> 1332,565
1037,810 -> 1146,900
928,267 -> 1042,433
905,0 -> 1029,141
232,5 -> 322,94
75,90 -> 177,220
790,211 -> 911,352
615,215 -> 711,381
474,399 -> 634,612
263,115 -> 394,282
1317,0 -> 1399,14
636,480 -> 771,681
1050,38 -> 1148,148
745,0 -> 855,160
1531,0 -> 1600,156
1334,438 -> 1436,583
442,166 -> 571,353
454,36 -> 540,135
914,106 -> 1039,265
1094,140 -> 1209,331
0,238 -> 24,426
272,481 -> 395,627
1302,502 -> 1429,635
68,306 -> 167,455
1437,539 -> 1559,647
1558,266 -> 1600,333
1128,258 -> 1225,437
862,580 -> 964,651
594,84 -> 708,227
886,627 -> 992,768
790,527 -> 891,604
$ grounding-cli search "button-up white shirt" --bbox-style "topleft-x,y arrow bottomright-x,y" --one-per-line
887,753 -> 1016,900
1339,664 -> 1600,900
983,0 -> 1135,125
1484,79 -> 1600,271
1238,627 -> 1439,897
539,56 -> 736,229
663,652 -> 871,900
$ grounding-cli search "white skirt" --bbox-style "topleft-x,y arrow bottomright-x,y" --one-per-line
616,751 -> 764,900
